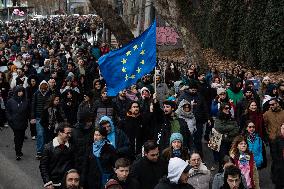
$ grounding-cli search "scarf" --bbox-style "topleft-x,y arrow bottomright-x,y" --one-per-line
248,132 -> 256,143
172,149 -> 181,158
93,139 -> 106,157
239,152 -> 250,165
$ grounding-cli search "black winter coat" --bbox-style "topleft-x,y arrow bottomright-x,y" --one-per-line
81,142 -> 117,189
271,136 -> 284,186
109,175 -> 140,189
40,106 -> 65,129
154,177 -> 195,189
120,114 -> 145,158
6,95 -> 29,130
129,157 -> 167,189
39,140 -> 75,185
71,124 -> 94,173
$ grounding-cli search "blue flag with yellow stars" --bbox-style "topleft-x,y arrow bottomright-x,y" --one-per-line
98,21 -> 156,96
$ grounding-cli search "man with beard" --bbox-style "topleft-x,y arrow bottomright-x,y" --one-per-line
94,87 -> 117,125
263,98 -> 284,144
178,82 -> 209,156
113,89 -> 131,124
226,78 -> 243,106
61,169 -> 81,189
153,99 -> 192,152
182,68 -> 198,86
119,102 -> 149,159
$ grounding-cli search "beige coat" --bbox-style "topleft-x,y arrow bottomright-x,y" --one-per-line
263,109 -> 284,141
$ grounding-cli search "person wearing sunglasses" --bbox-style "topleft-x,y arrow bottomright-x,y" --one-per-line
263,98 -> 284,144
244,121 -> 266,169
214,103 -> 239,169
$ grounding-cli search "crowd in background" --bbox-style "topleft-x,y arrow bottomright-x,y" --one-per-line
0,16 -> 284,189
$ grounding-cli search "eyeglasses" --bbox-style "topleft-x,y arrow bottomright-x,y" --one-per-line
63,132 -> 72,135
248,125 -> 255,128
224,107 -> 230,110
269,103 -> 276,106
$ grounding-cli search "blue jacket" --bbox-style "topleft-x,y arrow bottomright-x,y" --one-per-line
247,134 -> 263,168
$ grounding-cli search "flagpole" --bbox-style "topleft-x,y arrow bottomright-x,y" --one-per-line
154,66 -> 157,95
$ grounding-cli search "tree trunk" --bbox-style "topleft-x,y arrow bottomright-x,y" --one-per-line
89,0 -> 134,45
155,0 -> 207,70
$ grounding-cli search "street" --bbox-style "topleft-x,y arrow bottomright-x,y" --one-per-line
0,125 -> 274,189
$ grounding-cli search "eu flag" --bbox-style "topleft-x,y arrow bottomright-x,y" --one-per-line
98,21 -> 156,96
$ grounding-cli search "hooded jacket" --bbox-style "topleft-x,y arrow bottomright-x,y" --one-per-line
6,86 -> 29,130
226,78 -> 243,105
176,99 -> 197,134
99,116 -> 130,157
31,80 -> 50,119
154,157 -> 194,189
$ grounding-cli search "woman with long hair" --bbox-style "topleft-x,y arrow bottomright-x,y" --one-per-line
239,100 -> 265,139
40,95 -> 65,143
81,126 -> 117,189
161,133 -> 190,163
229,136 -> 260,189
244,121 -> 266,169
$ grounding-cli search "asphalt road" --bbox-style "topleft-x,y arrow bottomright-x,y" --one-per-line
0,126 -> 275,189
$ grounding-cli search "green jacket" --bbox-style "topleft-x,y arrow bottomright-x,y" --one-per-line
214,118 -> 239,142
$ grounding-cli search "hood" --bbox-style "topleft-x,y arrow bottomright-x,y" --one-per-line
265,84 -> 278,96
140,87 -> 150,94
175,99 -> 194,118
99,116 -> 115,133
38,80 -> 49,95
13,86 -> 25,97
167,157 -> 189,184
230,78 -> 243,93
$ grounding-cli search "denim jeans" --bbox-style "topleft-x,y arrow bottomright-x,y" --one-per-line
36,118 -> 45,154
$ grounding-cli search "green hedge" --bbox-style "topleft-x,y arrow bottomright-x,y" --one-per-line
189,0 -> 284,71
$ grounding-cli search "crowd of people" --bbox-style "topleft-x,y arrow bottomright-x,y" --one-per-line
0,15 -> 284,189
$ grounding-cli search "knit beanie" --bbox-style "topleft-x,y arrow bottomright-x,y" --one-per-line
163,100 -> 177,110
170,133 -> 183,145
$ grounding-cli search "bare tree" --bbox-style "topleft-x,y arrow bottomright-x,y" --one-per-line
155,0 -> 207,69
89,0 -> 134,45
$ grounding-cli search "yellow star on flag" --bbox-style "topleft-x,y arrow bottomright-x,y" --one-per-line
133,45 -> 138,50
136,67 -> 141,73
122,67 -> 127,72
130,74 -> 136,79
126,51 -> 132,56
121,58 -> 127,64
140,60 -> 145,65
125,74 -> 129,81
140,50 -> 145,55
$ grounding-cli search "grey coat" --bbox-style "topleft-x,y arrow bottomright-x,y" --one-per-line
212,172 -> 248,189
